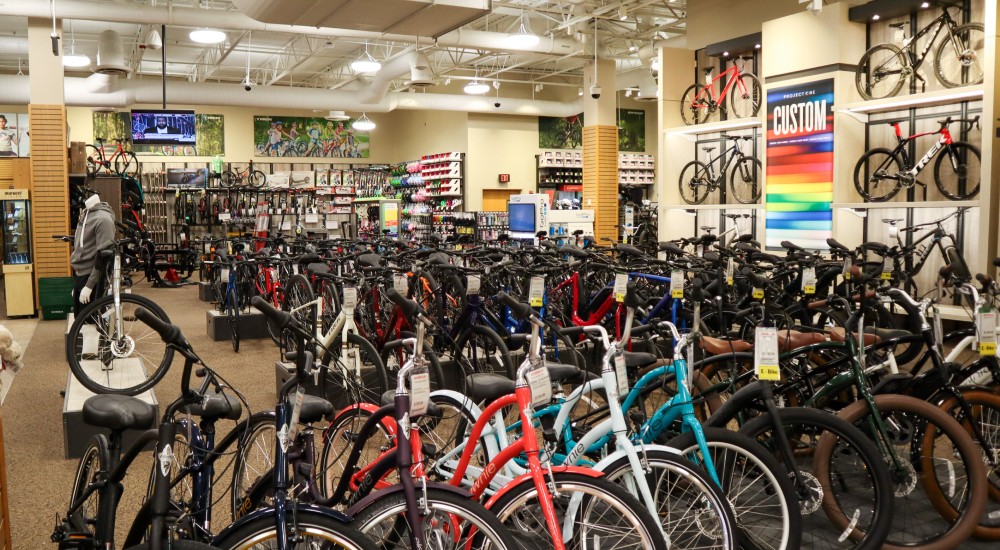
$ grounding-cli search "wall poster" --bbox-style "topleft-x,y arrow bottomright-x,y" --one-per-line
92,112 -> 224,156
765,79 -> 834,250
539,110 -> 645,151
253,116 -> 370,158
617,109 -> 645,152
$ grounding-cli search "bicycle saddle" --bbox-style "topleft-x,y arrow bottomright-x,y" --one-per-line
860,241 -> 890,255
863,326 -> 914,342
95,136 -> 106,142
82,394 -> 156,432
888,22 -> 906,29
777,329 -> 825,352
615,243 -> 645,257
658,241 -> 685,256
357,253 -> 383,268
826,238 -> 849,252
700,226 -> 716,233
828,327 -> 879,346
297,395 -> 334,424
701,146 -> 716,153
703,251 -> 721,263
881,218 -> 903,224
379,390 -> 441,417
559,245 -> 589,259
298,253 -> 321,264
700,336 -> 752,355
752,252 -> 783,264
702,68 -> 714,75
181,391 -> 242,421
734,242 -> 759,254
466,373 -> 517,404
305,262 -> 331,275
780,240 -> 805,252
622,352 -> 658,368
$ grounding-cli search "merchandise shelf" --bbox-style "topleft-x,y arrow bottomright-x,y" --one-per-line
663,117 -> 763,139
832,200 -> 979,211
662,203 -> 765,211
836,85 -> 984,121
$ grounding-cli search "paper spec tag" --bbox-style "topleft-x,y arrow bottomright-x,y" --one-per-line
292,264 -> 300,276
288,387 -> 305,442
467,275 -> 481,296
281,220 -> 291,231
752,287 -> 765,300
843,257 -> 853,280
726,259 -> 734,286
528,276 -> 545,307
614,353 -> 629,395
614,273 -> 628,303
305,213 -> 319,224
342,287 -> 358,309
325,220 -> 339,230
881,257 -> 893,280
410,366 -> 430,416
754,326 -> 781,381
526,364 -> 552,407
977,307 -> 997,356
218,212 -> 232,221
220,268 -> 230,282
802,267 -> 817,295
670,270 -> 684,299
393,274 -> 409,295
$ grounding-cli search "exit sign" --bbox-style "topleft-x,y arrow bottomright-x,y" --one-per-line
498,174 -> 511,183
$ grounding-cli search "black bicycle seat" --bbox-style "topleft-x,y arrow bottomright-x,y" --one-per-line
357,253 -> 382,268
888,23 -> 906,29
780,240 -> 805,252
700,226 -> 716,233
547,363 -> 584,383
701,147 -> 716,153
615,243 -> 645,257
826,238 -> 850,251
702,68 -> 714,74
623,352 -> 657,368
559,245 -> 589,259
181,391 -> 242,421
881,218 -> 903,224
306,262 -> 331,275
379,390 -> 442,416
466,373 -> 517,404
82,394 -> 156,432
95,136 -> 106,142
297,395 -> 334,424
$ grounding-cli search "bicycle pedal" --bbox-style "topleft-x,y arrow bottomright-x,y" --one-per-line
56,533 -> 96,550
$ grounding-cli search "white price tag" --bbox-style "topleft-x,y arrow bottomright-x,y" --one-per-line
292,264 -> 300,276
410,367 -> 430,417
281,220 -> 292,231
305,213 -> 319,224
978,307 -> 997,356
325,220 -> 339,230
218,212 -> 232,221
526,364 -> 552,407
393,274 -> 409,295
614,353 -> 628,396
288,387 -> 305,441
219,268 -> 230,282
613,273 -> 628,303
881,257 -> 893,280
343,287 -> 358,309
528,276 -> 545,307
670,270 -> 684,299
842,257 -> 853,280
802,267 -> 817,295
726,259 -> 734,286
754,326 -> 781,381
467,275 -> 481,296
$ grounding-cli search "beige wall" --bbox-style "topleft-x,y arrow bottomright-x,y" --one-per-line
683,0 -> 815,50
389,110 -> 469,162
466,113 -> 540,211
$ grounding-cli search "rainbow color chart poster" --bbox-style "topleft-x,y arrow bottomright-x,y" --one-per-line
765,79 -> 834,250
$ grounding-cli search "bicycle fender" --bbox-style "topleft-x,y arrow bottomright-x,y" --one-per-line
704,380 -> 767,428
212,503 -> 354,543
328,402 -> 396,438
482,466 -> 602,510
589,444 -> 681,472
344,481 -> 472,516
430,389 -> 484,418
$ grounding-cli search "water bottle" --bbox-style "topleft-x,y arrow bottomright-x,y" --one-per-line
212,155 -> 223,175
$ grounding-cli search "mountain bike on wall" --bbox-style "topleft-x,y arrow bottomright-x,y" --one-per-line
680,56 -> 761,126
678,135 -> 762,204
856,1 -> 984,100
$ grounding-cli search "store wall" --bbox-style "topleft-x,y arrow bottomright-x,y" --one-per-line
389,110 -> 469,162
467,114 -> 540,211
683,0 -> 812,49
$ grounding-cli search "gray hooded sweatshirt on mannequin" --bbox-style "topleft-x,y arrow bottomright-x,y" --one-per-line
70,202 -> 116,290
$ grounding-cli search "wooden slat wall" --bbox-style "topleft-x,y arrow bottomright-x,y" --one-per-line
0,159 -> 30,190
582,125 -> 619,242
29,105 -> 71,296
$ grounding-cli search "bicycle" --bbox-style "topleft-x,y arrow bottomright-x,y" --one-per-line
87,137 -> 140,178
856,1 -> 985,100
680,56 -> 761,125
221,161 -> 266,188
678,135 -> 762,204
853,116 -> 981,201
209,250 -> 253,353
877,208 -> 972,298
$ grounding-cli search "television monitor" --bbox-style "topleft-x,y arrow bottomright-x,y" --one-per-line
130,110 -> 196,145
509,203 -> 536,233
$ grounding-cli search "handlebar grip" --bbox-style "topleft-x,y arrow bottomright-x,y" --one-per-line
558,326 -> 586,337
497,291 -> 535,321
134,307 -> 185,347
939,265 -> 954,279
251,296 -> 294,330
386,288 -> 421,320
688,278 -> 708,301
976,273 -> 993,286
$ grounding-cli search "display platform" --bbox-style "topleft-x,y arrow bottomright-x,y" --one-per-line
206,308 -> 270,341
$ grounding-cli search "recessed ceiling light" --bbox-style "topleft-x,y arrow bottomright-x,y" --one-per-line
62,53 -> 91,68
189,28 -> 226,44
872,14 -> 880,21
352,113 -> 375,131
723,51 -> 729,57
921,2 -> 929,7
755,44 -> 761,49
464,80 -> 490,95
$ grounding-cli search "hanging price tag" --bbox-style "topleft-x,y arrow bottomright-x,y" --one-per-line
393,274 -> 409,295
343,287 -> 358,309
288,387 -> 305,442
281,220 -> 292,231
218,212 -> 232,221
526,364 -> 552,407
802,267 -> 817,295
670,270 -> 684,299
977,307 -> 997,356
219,267 -> 230,282
410,366 -> 430,416
726,259 -> 734,286
467,275 -> 481,296
881,256 -> 893,280
614,273 -> 628,303
528,276 -> 545,307
614,352 -> 629,396
292,264 -> 300,276
842,257 -> 853,280
305,213 -> 319,224
754,326 -> 781,381
325,220 -> 339,230
752,287 -> 765,300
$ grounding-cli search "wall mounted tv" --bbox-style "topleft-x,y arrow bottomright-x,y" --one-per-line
130,110 -> 197,145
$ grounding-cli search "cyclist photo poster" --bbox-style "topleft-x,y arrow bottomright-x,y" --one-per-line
764,78 -> 833,251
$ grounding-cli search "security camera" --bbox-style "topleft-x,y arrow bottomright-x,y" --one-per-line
590,84 -> 602,99
494,101 -> 501,108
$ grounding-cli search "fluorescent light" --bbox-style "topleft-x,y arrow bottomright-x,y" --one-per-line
352,113 -> 375,131
351,59 -> 381,73
62,53 -> 91,68
505,16 -> 539,49
189,28 -> 226,44
464,81 -> 490,95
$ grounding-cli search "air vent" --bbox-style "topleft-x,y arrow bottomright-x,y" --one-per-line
96,31 -> 129,75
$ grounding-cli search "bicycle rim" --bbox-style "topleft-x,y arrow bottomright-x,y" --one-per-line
934,142 -> 980,200
854,149 -> 903,202
857,44 -> 907,100
934,24 -> 985,88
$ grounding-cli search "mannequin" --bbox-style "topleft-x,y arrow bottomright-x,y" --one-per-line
70,193 -> 116,314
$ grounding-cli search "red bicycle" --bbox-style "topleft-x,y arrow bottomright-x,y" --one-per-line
680,56 -> 761,125
86,137 -> 139,177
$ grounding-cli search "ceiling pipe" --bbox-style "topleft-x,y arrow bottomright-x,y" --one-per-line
359,50 -> 430,105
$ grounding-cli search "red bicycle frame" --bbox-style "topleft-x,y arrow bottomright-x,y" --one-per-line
696,64 -> 748,105
550,272 -> 628,337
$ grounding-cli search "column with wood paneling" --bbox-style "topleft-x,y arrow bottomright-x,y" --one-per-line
29,105 -> 71,289
582,126 -> 619,242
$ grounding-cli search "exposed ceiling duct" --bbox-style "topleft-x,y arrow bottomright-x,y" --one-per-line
616,68 -> 658,102
360,51 -> 433,104
95,30 -> 129,75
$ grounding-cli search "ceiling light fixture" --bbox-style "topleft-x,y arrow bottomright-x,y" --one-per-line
352,113 -> 376,131
63,21 -> 90,68
464,80 -> 490,94
755,44 -> 761,49
921,1 -> 929,7
351,42 -> 382,74
872,14 -> 880,21
722,51 -> 729,57
189,28 -> 226,44
505,11 -> 540,49
578,87 -> 584,96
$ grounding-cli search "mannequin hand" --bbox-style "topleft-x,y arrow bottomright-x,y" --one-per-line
79,286 -> 93,304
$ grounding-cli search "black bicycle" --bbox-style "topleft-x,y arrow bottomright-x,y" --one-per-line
856,1 -> 984,100
678,135 -> 762,204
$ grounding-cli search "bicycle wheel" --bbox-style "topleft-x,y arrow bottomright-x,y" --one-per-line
678,160 -> 712,205
211,509 -> 378,550
728,73 -> 761,119
454,325 -> 515,380
935,389 -> 1000,540
934,23 -> 985,89
221,171 -> 238,188
666,427 -> 801,550
741,406 -> 894,550
853,147 -> 904,202
352,487 -> 518,550
856,43 -> 908,100
321,332 -> 388,409
729,155 -> 762,204
249,170 -> 267,188
680,84 -> 710,126
319,406 -> 397,499
66,435 -> 109,539
230,413 -> 279,521
86,144 -> 105,177
834,394 -> 988,550
598,448 -> 737,550
934,141 -> 981,200
65,294 -> 174,396
380,341 -> 446,393
489,471 -> 667,550
422,392 -> 491,484
115,151 -> 140,177
228,284 -> 240,353
125,542 -> 228,550
279,273 -> 315,351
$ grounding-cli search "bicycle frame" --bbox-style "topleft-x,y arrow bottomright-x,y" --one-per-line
898,8 -> 961,73
697,142 -> 747,185
286,293 -> 363,383
699,64 -> 746,105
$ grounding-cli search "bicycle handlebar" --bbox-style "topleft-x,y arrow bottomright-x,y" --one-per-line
135,307 -> 186,348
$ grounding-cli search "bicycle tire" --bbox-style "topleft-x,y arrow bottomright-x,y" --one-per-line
666,427 -> 801,550
319,406 -> 398,499
598,447 -> 738,550
211,509 -> 378,550
933,23 -> 985,89
934,141 -> 980,200
280,273 -> 316,351
856,43 -> 908,100
380,340 -> 446,392
489,471 -> 667,550
230,413 -> 279,521
729,155 -> 762,204
322,332 -> 389,408
116,151 -> 140,178
422,392 -> 491,483
125,541 -> 226,550
728,73 -> 761,119
679,160 -> 712,205
228,284 -> 240,353
742,406 -> 894,550
853,147 -> 904,202
221,171 -> 238,188
65,293 -> 174,396
67,435 -> 109,539
680,84 -> 710,126
833,393 -> 988,550
249,170 -> 267,188
86,144 -> 105,177
454,324 -> 516,380
351,487 -> 518,550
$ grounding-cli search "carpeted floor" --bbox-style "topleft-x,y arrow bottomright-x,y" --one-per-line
3,281 -> 279,547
